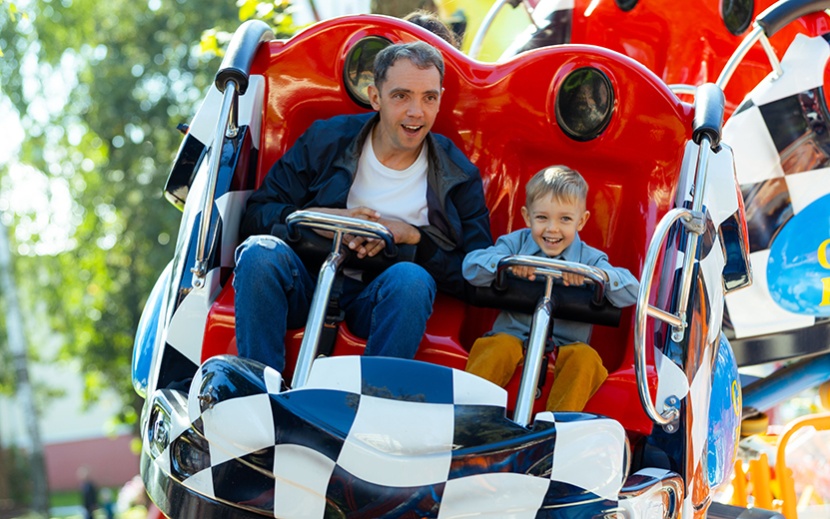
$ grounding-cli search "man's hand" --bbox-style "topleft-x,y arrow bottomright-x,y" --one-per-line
305,206 -> 380,240
308,206 -> 380,221
348,217 -> 421,259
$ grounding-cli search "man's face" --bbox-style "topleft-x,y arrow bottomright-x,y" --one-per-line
368,59 -> 442,159
521,194 -> 590,257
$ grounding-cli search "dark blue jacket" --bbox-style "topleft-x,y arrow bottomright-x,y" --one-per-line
241,112 -> 493,297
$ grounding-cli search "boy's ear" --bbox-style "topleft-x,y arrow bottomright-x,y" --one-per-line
577,210 -> 590,231
521,206 -> 531,227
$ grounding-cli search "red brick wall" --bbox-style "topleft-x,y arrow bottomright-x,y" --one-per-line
45,435 -> 140,491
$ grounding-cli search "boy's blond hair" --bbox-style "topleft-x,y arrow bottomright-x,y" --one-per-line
525,165 -> 588,207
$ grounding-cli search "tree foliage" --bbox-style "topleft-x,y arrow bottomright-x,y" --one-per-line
0,0 -> 253,424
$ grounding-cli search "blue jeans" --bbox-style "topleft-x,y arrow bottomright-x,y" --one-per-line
233,235 -> 436,373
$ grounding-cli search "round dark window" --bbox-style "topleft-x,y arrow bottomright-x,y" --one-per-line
344,36 -> 392,108
721,0 -> 754,36
555,67 -> 615,141
615,0 -> 638,12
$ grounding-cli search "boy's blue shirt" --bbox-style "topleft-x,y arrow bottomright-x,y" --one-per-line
463,228 -> 639,344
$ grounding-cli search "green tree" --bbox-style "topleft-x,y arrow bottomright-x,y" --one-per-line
0,0 -> 247,431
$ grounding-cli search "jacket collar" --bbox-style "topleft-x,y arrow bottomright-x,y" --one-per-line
337,113 -> 470,191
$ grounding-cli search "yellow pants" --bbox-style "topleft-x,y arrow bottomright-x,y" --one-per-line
465,333 -> 608,412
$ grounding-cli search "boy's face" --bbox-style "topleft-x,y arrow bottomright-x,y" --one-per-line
521,194 -> 590,257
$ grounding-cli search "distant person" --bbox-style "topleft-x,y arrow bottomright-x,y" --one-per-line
464,165 -> 639,412
78,467 -> 98,519
404,9 -> 461,49
100,487 -> 115,519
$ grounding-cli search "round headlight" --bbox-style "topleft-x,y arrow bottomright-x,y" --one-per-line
344,36 -> 392,108
555,67 -> 615,141
615,0 -> 638,12
721,0 -> 754,36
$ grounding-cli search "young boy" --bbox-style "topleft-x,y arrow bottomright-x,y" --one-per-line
463,165 -> 639,412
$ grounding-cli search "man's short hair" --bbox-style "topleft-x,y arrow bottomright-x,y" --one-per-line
373,41 -> 445,89
525,165 -> 589,207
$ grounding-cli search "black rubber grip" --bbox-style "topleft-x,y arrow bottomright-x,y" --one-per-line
756,0 -> 830,37
465,279 -> 621,327
214,20 -> 274,95
692,83 -> 725,147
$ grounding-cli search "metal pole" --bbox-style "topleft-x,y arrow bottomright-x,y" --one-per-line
513,276 -> 553,427
0,220 -> 49,517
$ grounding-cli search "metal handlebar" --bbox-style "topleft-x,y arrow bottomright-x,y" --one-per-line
287,210 -> 397,389
495,255 -> 608,304
497,255 -> 607,427
285,210 -> 398,257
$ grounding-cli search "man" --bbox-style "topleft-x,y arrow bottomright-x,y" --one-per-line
234,41 -> 492,373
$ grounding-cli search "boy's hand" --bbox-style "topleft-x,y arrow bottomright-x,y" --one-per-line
511,265 -> 537,281
561,272 -> 586,286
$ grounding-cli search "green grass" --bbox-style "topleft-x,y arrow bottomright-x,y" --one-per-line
48,491 -> 82,509
8,491 -> 146,519
11,506 -> 148,519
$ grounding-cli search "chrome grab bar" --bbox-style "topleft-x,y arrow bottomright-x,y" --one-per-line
190,81 -> 239,289
620,472 -> 684,519
468,0 -> 511,60
286,210 -> 396,388
497,255 -> 607,427
716,25 -> 780,90
674,135 -> 712,343
634,207 -> 700,429
669,84 -> 698,97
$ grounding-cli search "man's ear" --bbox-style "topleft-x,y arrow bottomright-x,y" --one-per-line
368,83 -> 381,111
521,206 -> 531,227
577,210 -> 591,231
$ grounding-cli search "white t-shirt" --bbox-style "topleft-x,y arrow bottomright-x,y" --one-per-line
346,133 -> 430,226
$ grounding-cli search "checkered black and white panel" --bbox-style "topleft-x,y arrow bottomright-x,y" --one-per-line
653,140 -> 740,409
653,138 -> 743,514
724,33 -> 830,339
149,355 -> 627,518
147,77 -> 264,394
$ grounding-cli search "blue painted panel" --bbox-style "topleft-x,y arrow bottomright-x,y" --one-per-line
707,334 -> 741,489
767,194 -> 830,316
132,261 -> 172,397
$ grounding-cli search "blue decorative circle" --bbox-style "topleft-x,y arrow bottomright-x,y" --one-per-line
767,194 -> 830,316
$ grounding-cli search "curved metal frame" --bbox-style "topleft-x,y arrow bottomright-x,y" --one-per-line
622,473 -> 684,519
191,82 -> 239,289
497,255 -> 607,426
468,0 -> 512,60
716,25 -> 782,91
634,208 -> 695,428
285,210 -> 396,388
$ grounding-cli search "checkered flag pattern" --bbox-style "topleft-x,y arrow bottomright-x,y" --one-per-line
145,355 -> 629,518
647,137 -> 746,515
724,33 -> 830,339
146,77 -> 263,394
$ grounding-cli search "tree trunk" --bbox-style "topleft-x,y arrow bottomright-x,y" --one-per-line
370,0 -> 438,17
0,221 -> 49,517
